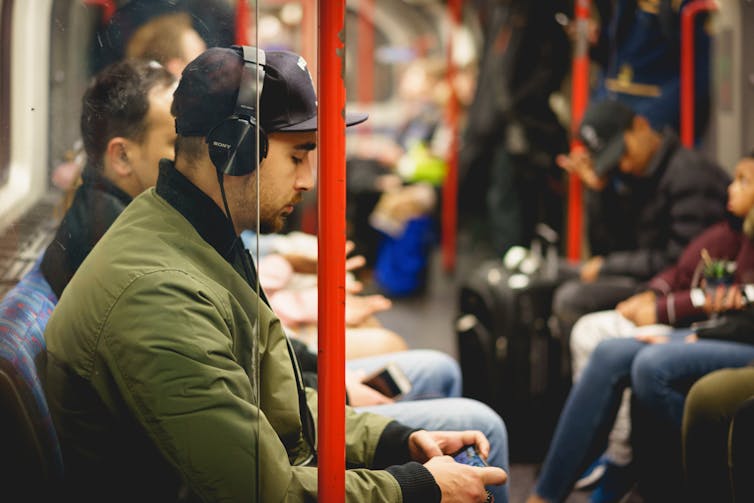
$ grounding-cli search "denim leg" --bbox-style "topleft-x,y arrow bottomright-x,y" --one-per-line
630,336 -> 754,501
358,397 -> 509,503
534,338 -> 645,502
631,338 -> 754,429
347,349 -> 462,400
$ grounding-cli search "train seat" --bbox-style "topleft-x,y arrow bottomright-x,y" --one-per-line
0,264 -> 62,494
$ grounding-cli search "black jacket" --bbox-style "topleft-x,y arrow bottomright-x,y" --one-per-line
588,130 -> 730,281
41,165 -> 132,298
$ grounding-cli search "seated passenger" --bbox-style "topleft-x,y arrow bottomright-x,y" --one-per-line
526,152 -> 754,503
125,11 -> 206,77
39,55 -> 507,490
41,58 -> 177,299
552,100 -> 730,343
43,46 -> 509,501
683,364 -> 754,503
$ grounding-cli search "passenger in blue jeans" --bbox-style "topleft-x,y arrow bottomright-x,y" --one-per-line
527,152 -> 754,503
526,334 -> 754,503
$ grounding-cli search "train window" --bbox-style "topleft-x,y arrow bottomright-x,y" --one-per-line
0,0 -> 11,189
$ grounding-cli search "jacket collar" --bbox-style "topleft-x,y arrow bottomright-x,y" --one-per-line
643,128 -> 680,178
155,159 -> 238,261
80,164 -> 133,206
154,159 -> 269,304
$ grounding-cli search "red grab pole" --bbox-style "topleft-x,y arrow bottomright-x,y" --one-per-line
442,0 -> 462,272
318,1 -> 347,501
566,0 -> 591,262
82,0 -> 116,24
680,0 -> 717,148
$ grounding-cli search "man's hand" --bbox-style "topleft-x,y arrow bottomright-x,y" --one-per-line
408,430 -> 490,463
556,150 -> 607,191
616,291 -> 656,321
424,456 -> 507,503
705,285 -> 746,314
580,256 -> 604,283
344,369 -> 394,407
345,294 -> 392,327
281,240 -> 367,276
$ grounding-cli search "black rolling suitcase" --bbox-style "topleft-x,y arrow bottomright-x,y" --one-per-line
456,230 -> 570,462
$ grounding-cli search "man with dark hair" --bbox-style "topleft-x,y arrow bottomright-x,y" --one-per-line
44,47 -> 508,501
41,58 -> 177,298
553,99 -> 730,343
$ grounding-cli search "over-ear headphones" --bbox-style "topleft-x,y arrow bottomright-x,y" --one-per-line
206,45 -> 268,176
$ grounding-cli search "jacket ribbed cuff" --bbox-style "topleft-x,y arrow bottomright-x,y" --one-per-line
372,420 -> 417,468
386,462 -> 441,503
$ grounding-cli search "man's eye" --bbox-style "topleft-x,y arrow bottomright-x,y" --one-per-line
292,156 -> 303,165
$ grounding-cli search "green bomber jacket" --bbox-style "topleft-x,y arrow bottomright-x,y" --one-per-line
43,162 -> 437,502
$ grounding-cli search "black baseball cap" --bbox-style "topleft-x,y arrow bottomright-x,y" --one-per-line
577,100 -> 636,176
172,46 -> 367,136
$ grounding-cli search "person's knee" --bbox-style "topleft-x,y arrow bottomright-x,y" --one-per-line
455,398 -> 508,444
411,349 -> 462,396
570,311 -> 609,359
630,345 -> 666,400
584,338 -> 639,382
685,369 -> 741,424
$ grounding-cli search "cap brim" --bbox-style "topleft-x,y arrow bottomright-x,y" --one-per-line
276,112 -> 369,132
592,133 -> 625,176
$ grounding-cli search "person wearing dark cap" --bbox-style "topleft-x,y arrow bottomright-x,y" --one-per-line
551,99 -> 729,351
43,46 -> 507,502
526,151 -> 754,503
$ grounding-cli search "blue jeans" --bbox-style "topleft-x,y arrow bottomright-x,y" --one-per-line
359,397 -> 509,503
535,331 -> 754,502
351,352 -> 508,503
346,349 -> 462,401
631,339 -> 754,428
630,338 -> 754,500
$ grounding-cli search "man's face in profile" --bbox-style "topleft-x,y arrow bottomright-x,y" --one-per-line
231,131 -> 316,234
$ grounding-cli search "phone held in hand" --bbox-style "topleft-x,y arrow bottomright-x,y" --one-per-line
362,362 -> 412,398
453,445 -> 488,467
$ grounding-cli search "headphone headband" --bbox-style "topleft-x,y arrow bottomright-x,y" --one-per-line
235,45 -> 265,120
206,45 -> 269,176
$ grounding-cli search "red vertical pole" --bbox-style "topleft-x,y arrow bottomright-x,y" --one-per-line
680,0 -> 717,148
318,1 -> 347,502
442,0 -> 462,272
83,0 -> 116,24
567,0 -> 591,262
235,0 -> 250,45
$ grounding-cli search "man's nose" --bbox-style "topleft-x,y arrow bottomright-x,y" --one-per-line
296,160 -> 315,191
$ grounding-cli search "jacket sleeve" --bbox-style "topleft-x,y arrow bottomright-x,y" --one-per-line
654,289 -> 707,326
99,273 -> 414,503
696,309 -> 754,345
601,155 -> 730,280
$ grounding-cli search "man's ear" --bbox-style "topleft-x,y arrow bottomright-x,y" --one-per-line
164,58 -> 185,78
105,138 -> 133,178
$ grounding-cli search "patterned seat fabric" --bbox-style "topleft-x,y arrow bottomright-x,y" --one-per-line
0,265 -> 62,485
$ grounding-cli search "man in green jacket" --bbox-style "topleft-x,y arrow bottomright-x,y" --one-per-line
44,46 -> 507,502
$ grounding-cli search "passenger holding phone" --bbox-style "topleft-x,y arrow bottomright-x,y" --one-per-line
44,47 -> 507,502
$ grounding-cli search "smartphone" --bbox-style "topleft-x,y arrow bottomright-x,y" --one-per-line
452,445 -> 488,467
362,362 -> 412,398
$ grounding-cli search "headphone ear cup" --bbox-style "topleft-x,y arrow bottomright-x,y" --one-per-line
207,118 -> 258,176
